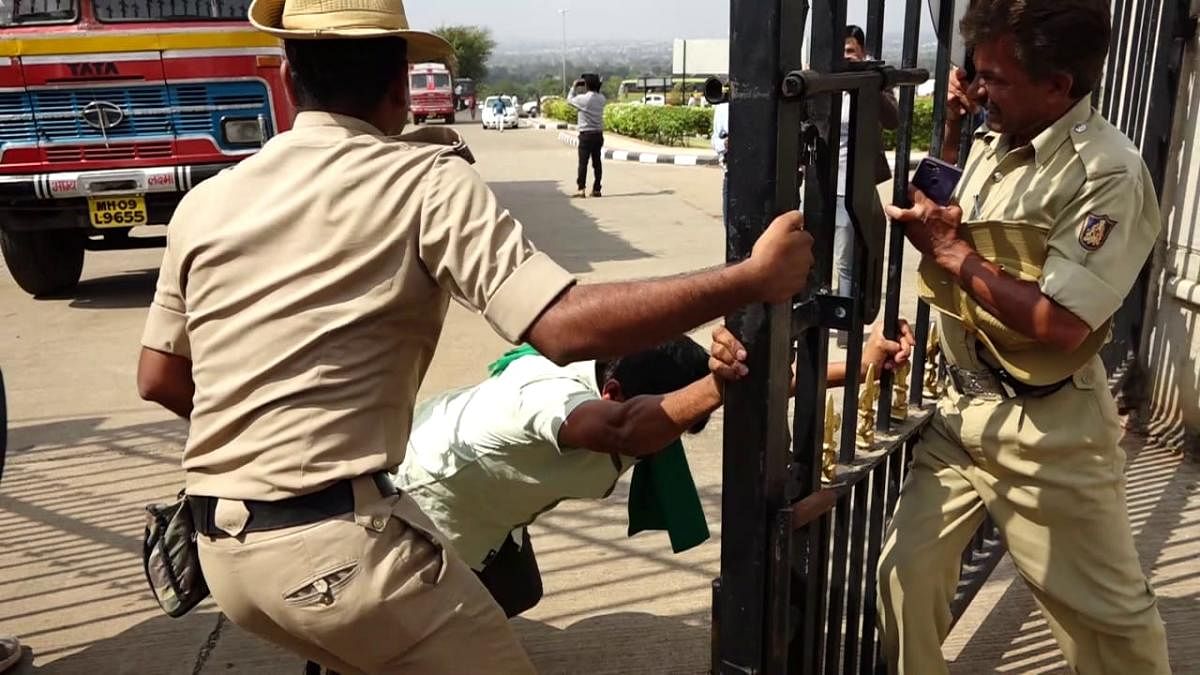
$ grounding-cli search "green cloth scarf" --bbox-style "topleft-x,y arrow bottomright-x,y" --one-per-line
487,345 -> 710,554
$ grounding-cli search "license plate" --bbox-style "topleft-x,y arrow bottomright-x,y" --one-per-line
88,195 -> 147,228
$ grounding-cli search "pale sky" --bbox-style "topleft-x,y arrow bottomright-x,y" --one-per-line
406,0 -> 935,44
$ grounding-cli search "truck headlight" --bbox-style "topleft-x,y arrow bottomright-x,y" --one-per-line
222,118 -> 264,145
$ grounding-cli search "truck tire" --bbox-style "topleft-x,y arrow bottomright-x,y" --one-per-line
1,366 -> 7,483
0,228 -> 86,297
445,112 -> 456,124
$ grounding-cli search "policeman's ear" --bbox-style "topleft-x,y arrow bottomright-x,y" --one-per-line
280,60 -> 298,108
601,379 -> 624,402
1046,71 -> 1075,101
387,70 -> 408,109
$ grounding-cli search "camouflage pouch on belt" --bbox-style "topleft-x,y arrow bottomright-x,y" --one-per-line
142,493 -> 209,617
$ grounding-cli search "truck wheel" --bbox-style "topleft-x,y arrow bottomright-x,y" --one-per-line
0,228 -> 86,297
445,112 -> 456,124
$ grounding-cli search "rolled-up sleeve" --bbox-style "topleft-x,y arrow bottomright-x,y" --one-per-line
141,233 -> 190,357
1039,170 -> 1159,331
420,154 -> 576,343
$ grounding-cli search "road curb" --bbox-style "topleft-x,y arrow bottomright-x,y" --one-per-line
526,119 -> 572,130
556,131 -> 720,167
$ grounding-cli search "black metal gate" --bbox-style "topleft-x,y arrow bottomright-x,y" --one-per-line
713,1 -> 1194,673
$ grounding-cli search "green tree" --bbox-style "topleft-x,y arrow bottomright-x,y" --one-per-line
600,75 -> 623,100
433,25 -> 497,81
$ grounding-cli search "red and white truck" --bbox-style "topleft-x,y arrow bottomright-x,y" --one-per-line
409,62 -> 455,125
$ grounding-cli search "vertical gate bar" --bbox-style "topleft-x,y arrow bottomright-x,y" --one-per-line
798,510 -> 836,673
1129,0 -> 1191,390
1108,0 -> 1138,127
842,478 -> 872,675
956,115 -> 976,172
909,0 -> 956,407
1125,2 -> 1156,143
765,0 -> 810,670
794,0 -> 844,671
1101,0 -> 1129,120
858,463 -> 890,673
866,0 -> 886,60
823,495 -> 853,674
875,0 -> 923,432
717,0 -> 797,670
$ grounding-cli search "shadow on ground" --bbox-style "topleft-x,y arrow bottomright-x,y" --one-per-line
66,268 -> 160,310
515,611 -> 709,674
491,180 -> 655,274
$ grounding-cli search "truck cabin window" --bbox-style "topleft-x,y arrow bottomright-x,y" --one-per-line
0,0 -> 79,25
92,0 -> 251,21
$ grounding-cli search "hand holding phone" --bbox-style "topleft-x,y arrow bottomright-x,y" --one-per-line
910,157 -> 963,207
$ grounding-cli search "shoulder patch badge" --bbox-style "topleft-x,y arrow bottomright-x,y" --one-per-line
1079,213 -> 1117,251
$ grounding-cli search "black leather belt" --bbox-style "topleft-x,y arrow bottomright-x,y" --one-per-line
190,473 -> 396,538
947,364 -> 1071,400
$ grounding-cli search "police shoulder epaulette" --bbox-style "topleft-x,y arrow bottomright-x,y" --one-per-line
1069,111 -> 1138,181
396,127 -> 477,165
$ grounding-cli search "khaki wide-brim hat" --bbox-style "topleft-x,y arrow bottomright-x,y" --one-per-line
249,0 -> 455,64
917,219 -> 1111,386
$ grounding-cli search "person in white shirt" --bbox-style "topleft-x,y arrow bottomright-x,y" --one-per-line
568,74 -> 607,197
393,323 -> 913,617
711,100 -> 731,251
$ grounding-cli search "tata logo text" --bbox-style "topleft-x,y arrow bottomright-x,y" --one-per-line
66,62 -> 119,78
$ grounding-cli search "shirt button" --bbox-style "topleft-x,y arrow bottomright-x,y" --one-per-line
372,517 -> 387,529
993,171 -> 1003,183
1073,123 -> 1088,133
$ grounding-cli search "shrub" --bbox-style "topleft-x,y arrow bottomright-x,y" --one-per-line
540,98 -> 713,147
542,97 -> 574,124
603,104 -> 713,146
883,96 -> 935,152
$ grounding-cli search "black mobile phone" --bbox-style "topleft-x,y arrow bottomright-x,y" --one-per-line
911,157 -> 963,206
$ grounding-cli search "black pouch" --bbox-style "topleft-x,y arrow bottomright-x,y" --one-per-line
143,493 -> 210,617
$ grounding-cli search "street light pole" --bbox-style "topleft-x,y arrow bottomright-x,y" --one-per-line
558,8 -> 568,98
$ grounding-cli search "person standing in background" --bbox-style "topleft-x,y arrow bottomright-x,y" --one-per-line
711,99 -> 731,252
835,26 -> 899,337
569,74 -> 606,198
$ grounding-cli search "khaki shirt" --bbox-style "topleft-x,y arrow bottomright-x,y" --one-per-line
939,97 -> 1160,373
141,112 -> 575,500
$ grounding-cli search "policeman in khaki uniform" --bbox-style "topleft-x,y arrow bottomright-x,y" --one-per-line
878,1 -> 1171,673
134,0 -> 815,671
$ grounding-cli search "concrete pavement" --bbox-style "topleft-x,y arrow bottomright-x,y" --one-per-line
3,122 -> 1196,675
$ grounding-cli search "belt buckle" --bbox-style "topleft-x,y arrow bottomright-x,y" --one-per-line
948,366 -> 1007,401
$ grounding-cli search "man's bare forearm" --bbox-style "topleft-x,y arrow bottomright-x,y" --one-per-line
527,264 -> 760,364
614,375 -> 724,457
936,242 -> 1090,352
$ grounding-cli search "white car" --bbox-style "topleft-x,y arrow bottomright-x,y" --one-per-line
482,96 -> 518,129
521,100 -> 539,117
643,93 -> 666,106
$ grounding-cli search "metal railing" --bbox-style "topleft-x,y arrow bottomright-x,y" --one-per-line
713,1 -> 1192,673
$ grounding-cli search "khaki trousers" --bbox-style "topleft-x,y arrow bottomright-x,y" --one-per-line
197,476 -> 536,674
877,358 -> 1170,674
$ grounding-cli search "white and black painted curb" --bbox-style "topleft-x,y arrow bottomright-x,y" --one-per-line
556,131 -> 720,167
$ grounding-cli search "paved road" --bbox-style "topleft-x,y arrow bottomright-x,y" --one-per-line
8,122 -> 1189,675
0,122 -> 735,674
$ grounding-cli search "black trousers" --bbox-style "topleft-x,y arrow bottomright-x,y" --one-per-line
577,131 -> 603,191
475,527 -> 544,618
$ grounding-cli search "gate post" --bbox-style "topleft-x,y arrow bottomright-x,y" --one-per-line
715,0 -> 806,672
